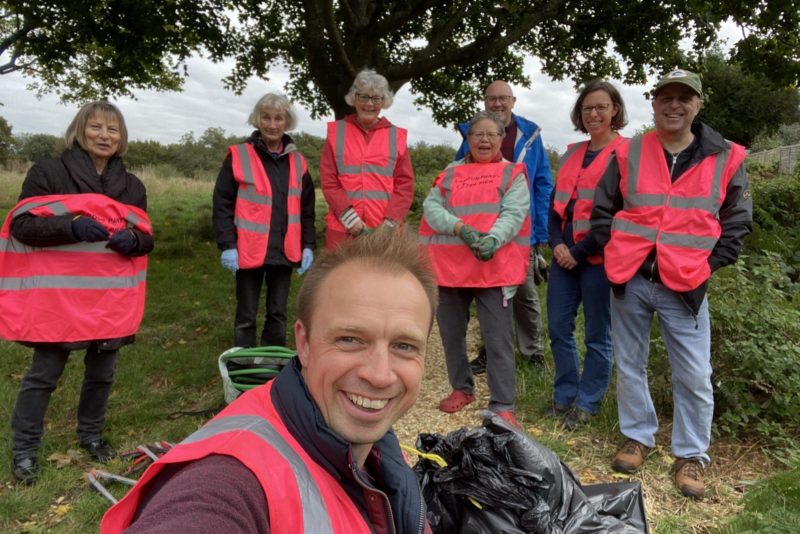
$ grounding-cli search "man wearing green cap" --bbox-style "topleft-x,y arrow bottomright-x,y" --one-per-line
589,69 -> 752,499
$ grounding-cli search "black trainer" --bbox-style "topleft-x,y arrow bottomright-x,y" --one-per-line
13,457 -> 40,485
81,438 -> 117,462
469,346 -> 487,375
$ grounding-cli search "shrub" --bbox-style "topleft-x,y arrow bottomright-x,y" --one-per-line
710,256 -> 800,440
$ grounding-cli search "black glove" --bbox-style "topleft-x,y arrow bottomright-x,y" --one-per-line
532,245 -> 550,285
106,230 -> 138,255
72,216 -> 110,242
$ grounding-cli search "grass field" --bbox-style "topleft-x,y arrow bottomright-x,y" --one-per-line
0,168 -> 798,532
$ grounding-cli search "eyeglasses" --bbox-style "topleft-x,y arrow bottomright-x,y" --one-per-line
469,131 -> 502,140
581,103 -> 612,114
484,95 -> 514,104
355,93 -> 384,105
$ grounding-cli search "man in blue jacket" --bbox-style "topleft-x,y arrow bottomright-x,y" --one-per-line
456,80 -> 554,372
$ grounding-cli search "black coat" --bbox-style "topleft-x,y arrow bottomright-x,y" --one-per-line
10,147 -> 155,350
212,131 -> 316,267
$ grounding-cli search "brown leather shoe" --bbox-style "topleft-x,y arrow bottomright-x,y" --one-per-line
674,458 -> 705,500
612,439 -> 651,473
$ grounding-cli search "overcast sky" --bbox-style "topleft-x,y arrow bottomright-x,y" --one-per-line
0,55 -> 665,155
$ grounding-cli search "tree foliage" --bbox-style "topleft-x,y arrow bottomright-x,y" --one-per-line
697,50 -> 800,147
2,1 -> 799,126
0,0 -> 232,101
14,132 -> 62,162
0,115 -> 12,165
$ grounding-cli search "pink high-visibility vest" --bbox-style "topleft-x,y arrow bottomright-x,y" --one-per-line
604,132 -> 745,291
0,193 -> 151,343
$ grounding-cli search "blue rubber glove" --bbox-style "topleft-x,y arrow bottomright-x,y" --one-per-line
72,216 -> 110,242
221,249 -> 239,274
106,229 -> 138,255
297,248 -> 314,275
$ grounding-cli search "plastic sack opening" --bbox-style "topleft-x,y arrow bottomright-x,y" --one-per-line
413,411 -> 648,534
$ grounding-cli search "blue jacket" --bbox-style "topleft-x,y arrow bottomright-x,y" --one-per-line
456,114 -> 553,245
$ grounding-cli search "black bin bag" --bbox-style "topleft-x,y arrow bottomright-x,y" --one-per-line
414,411 -> 648,533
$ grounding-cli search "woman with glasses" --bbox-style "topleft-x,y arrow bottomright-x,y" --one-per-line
320,69 -> 414,249
547,79 -> 629,429
419,110 -> 530,428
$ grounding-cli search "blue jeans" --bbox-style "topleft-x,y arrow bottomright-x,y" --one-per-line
610,274 -> 712,463
547,262 -> 612,414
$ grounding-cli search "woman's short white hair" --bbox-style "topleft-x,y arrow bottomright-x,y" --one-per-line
248,93 -> 298,131
344,69 -> 394,109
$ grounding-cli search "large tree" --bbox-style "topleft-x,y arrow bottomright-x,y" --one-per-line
697,50 -> 800,147
2,1 -> 799,125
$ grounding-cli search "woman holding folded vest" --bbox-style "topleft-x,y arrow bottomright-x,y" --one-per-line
2,102 -> 154,484
419,110 -> 530,429
547,80 -> 628,429
212,93 -> 316,349
320,69 -> 414,249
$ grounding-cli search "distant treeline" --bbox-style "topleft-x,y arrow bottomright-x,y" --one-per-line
2,127 -> 463,183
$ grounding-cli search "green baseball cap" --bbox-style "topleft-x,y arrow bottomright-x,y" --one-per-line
652,69 -> 703,98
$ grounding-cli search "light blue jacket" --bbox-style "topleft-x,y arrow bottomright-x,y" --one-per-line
456,114 -> 553,245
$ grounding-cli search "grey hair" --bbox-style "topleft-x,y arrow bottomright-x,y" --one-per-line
248,93 -> 298,131
344,69 -> 394,109
467,111 -> 506,137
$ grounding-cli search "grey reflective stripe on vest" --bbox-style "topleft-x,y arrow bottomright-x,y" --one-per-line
234,217 -> 268,234
346,190 -> 391,201
557,142 -> 584,170
182,415 -> 334,534
572,220 -> 591,232
610,218 -> 658,242
238,187 -> 273,205
234,144 -> 257,186
288,215 -> 301,224
291,151 -> 304,183
0,270 -> 147,291
625,136 -> 731,214
498,164 -> 515,193
335,120 -> 398,177
576,188 -> 595,201
451,203 -> 500,216
0,238 -> 117,254
553,190 -> 572,203
440,167 -> 456,207
622,137 -> 656,208
659,232 -> 718,250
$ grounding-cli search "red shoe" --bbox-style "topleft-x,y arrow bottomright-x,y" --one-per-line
438,390 -> 476,413
496,410 -> 521,429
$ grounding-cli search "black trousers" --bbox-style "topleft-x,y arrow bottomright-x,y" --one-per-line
11,345 -> 119,460
234,264 -> 293,348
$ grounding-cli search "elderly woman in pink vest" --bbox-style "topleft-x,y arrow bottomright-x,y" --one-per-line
2,102 -> 154,484
320,69 -> 415,249
418,110 -> 530,428
212,93 -> 317,349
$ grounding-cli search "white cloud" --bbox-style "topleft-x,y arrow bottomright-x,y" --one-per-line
0,55 -> 671,154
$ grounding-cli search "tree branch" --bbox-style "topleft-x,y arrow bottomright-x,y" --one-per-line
315,0 -> 356,77
389,0 -> 565,81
